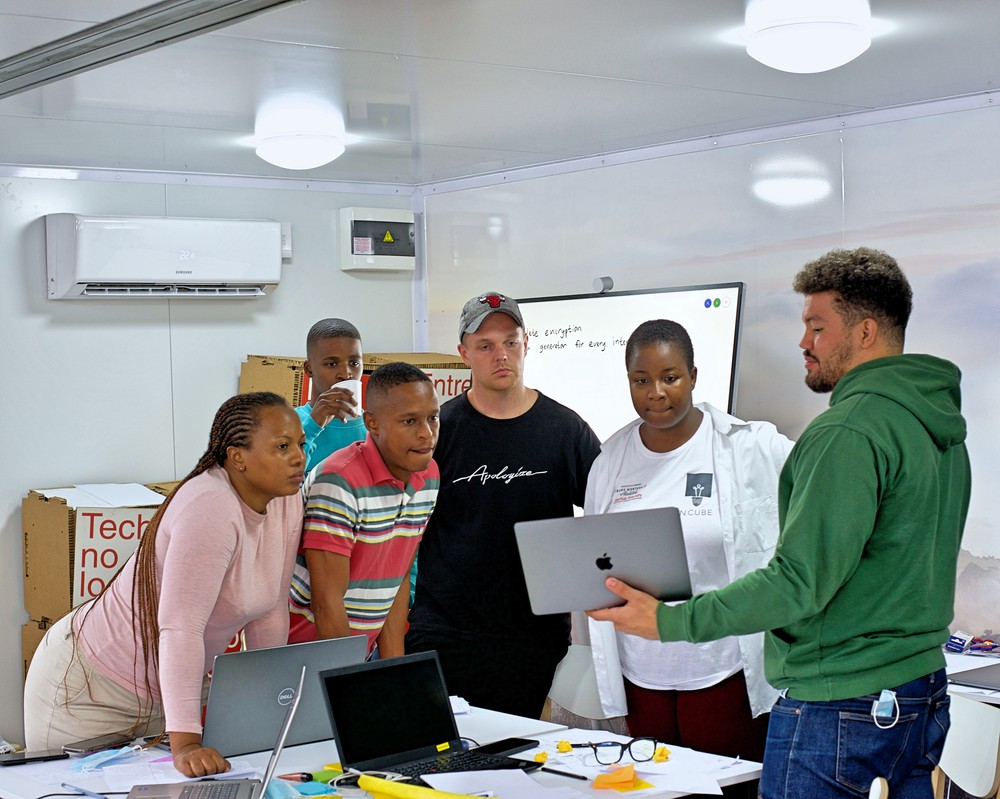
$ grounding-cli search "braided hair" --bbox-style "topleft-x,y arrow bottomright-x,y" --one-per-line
78,391 -> 290,734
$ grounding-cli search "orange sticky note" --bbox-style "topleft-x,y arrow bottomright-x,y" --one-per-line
593,764 -> 655,793
593,763 -> 635,788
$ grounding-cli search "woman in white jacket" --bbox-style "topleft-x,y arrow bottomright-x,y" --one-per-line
585,319 -> 792,763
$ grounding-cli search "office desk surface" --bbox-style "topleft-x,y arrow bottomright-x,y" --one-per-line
0,705 -> 760,799
946,651 -> 1000,705
0,707 -> 565,799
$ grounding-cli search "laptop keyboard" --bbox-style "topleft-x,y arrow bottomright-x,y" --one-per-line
391,750 -> 519,777
178,781 -> 247,799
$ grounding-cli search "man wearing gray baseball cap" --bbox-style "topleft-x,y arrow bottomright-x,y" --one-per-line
407,291 -> 601,718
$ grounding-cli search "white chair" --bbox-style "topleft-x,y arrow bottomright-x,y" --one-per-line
934,693 -> 1000,798
547,643 -> 609,720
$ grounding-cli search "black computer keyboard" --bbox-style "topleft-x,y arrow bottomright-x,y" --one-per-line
391,750 -> 519,778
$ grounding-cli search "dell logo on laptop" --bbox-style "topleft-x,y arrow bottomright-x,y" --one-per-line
277,687 -> 296,706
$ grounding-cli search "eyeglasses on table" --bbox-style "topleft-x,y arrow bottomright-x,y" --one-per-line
567,736 -> 659,765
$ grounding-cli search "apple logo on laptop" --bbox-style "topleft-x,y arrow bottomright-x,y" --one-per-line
595,553 -> 613,571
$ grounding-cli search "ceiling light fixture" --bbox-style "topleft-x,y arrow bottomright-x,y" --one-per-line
744,0 -> 872,74
254,99 -> 346,170
751,156 -> 832,207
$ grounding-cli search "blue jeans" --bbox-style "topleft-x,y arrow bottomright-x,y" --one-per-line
760,670 -> 950,799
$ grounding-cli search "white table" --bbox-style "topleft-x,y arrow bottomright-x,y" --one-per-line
946,651 -> 1000,705
0,707 -> 562,799
0,707 -> 760,799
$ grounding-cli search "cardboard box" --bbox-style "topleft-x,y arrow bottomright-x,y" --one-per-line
22,618 -> 49,681
22,482 -> 176,623
238,352 -> 471,407
238,355 -> 311,407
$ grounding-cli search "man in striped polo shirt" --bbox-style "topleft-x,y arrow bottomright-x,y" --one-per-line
288,362 -> 440,659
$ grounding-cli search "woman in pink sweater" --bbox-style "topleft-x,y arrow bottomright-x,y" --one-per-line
24,392 -> 306,777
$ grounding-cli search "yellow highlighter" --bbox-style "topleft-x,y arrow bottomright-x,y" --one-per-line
356,775 -> 489,799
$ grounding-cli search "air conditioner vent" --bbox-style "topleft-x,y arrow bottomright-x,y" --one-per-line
81,284 -> 267,297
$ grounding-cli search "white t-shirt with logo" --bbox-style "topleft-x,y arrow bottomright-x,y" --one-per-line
608,414 -> 743,691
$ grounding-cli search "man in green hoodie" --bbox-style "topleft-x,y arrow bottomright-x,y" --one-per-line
591,247 -> 971,799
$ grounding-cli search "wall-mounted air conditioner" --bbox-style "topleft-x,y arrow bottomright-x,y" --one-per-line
45,214 -> 282,299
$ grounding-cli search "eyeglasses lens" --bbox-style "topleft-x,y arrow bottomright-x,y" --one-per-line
593,742 -> 625,764
629,738 -> 656,762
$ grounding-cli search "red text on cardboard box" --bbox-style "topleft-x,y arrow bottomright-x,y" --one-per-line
74,507 -> 153,605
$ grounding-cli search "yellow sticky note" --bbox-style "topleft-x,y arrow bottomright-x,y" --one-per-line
653,745 -> 671,762
534,751 -> 549,763
617,777 -> 655,793
556,740 -> 573,753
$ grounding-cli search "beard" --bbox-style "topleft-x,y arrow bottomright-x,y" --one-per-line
804,338 -> 855,393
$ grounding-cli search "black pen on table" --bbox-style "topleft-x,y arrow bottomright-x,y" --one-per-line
540,766 -> 588,781
62,783 -> 109,799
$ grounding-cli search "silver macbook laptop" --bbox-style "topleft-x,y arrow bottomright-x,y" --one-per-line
514,507 -> 692,614
202,636 -> 367,756
128,666 -> 305,799
948,661 -> 1000,691
318,652 -> 541,783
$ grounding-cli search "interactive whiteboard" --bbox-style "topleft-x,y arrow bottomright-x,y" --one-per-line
519,283 -> 744,443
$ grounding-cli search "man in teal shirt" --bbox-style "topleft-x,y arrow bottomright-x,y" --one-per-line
296,318 -> 367,472
591,247 -> 971,798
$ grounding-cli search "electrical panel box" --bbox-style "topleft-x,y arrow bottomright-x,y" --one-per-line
339,207 -> 415,271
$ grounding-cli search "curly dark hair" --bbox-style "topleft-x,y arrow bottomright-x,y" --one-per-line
625,319 -> 695,372
793,247 -> 912,349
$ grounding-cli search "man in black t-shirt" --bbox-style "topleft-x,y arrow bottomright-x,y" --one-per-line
406,291 -> 601,719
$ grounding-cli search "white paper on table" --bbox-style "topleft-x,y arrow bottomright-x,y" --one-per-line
522,729 -> 730,795
22,759 -> 106,787
449,695 -> 471,715
421,768 -> 578,797
634,765 -> 722,796
953,685 -> 1000,699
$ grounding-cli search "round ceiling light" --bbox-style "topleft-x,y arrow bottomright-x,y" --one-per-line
745,0 -> 872,74
255,133 -> 345,170
751,156 -> 832,207
254,99 -> 346,170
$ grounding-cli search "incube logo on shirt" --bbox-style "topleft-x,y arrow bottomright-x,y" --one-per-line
686,473 -> 713,507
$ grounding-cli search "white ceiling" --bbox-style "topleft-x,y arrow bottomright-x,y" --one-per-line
1,0 -> 999,186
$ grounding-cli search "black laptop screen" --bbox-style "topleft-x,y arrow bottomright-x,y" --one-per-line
320,652 -> 460,768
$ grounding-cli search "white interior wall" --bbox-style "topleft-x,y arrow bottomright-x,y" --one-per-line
0,178 -> 414,743
423,104 -> 1000,635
